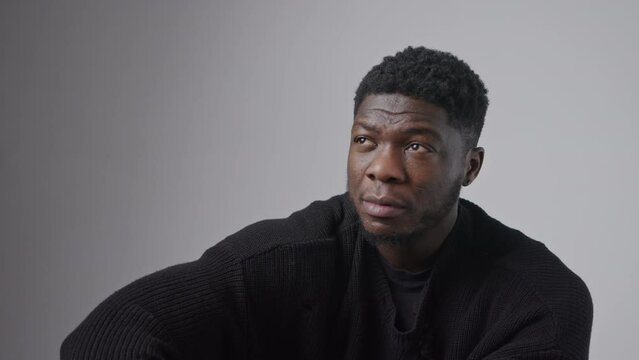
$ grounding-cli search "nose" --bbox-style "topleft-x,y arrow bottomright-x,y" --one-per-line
366,146 -> 406,184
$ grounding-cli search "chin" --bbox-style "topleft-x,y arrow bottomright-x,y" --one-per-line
360,223 -> 418,247
359,217 -> 423,246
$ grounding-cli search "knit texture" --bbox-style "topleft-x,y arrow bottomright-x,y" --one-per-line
61,194 -> 593,359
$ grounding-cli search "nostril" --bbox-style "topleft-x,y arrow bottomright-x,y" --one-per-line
383,176 -> 400,184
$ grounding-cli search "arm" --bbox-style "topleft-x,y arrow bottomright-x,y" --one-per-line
61,302 -> 182,359
477,280 -> 593,360
61,244 -> 248,360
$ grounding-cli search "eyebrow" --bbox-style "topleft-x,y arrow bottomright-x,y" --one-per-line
401,127 -> 443,141
352,121 -> 380,133
352,120 -> 443,141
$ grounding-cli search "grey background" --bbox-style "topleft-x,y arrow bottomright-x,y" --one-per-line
1,0 -> 637,358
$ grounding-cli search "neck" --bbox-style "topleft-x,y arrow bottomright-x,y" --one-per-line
377,202 -> 458,272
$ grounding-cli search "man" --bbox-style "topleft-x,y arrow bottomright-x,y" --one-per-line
61,47 -> 592,359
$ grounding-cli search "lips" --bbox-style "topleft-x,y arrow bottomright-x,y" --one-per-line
361,195 -> 407,218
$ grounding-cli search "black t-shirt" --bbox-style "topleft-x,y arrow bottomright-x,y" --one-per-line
378,254 -> 434,360
379,257 -> 432,332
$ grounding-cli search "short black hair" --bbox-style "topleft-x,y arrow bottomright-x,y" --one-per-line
354,46 -> 489,148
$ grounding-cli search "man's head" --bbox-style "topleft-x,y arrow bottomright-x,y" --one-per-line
354,46 -> 488,150
347,47 -> 488,247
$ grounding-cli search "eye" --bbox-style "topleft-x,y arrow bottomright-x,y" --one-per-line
406,142 -> 432,153
352,136 -> 376,151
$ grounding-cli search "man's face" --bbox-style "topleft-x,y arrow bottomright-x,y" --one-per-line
347,93 -> 471,243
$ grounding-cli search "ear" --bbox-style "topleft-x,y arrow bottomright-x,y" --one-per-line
462,147 -> 484,187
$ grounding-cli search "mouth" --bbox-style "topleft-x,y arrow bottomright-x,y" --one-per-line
361,195 -> 407,218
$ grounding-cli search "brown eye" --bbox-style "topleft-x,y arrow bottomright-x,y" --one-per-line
406,143 -> 433,153
354,136 -> 368,144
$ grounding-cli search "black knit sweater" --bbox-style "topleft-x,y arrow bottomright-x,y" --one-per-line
61,194 -> 592,359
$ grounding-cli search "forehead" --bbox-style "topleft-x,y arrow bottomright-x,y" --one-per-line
354,94 -> 449,128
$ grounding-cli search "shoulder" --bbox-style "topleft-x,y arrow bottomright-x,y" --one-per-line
62,194 -> 359,358
458,199 -> 593,359
461,199 -> 591,306
209,193 -> 359,261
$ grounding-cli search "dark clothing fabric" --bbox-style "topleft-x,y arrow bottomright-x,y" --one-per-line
61,194 -> 593,360
379,256 -> 432,360
380,255 -> 432,332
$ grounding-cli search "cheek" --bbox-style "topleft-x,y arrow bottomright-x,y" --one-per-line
405,161 -> 437,185
346,157 -> 362,191
407,160 -> 461,192
346,154 -> 355,177
347,153 -> 367,179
